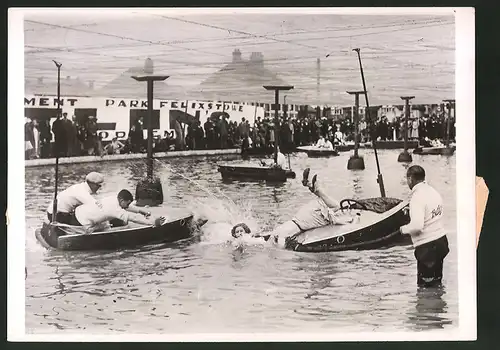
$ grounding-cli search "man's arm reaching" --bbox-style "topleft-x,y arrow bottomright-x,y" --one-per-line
128,212 -> 166,227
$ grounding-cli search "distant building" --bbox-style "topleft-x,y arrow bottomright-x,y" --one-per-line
25,76 -> 92,97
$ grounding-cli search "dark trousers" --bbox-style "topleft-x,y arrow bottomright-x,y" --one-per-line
414,235 -> 450,287
47,212 -> 81,226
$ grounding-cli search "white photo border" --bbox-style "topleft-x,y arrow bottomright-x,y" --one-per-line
7,6 -> 476,342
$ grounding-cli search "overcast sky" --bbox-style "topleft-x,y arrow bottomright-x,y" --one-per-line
23,9 -> 455,106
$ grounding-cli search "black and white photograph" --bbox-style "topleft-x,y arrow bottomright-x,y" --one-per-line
8,7 -> 475,341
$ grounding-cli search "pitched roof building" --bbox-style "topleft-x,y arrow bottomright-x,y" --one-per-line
191,49 -> 298,104
25,75 -> 92,97
93,58 -> 186,100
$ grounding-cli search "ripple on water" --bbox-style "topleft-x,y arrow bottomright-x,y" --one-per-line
25,151 -> 458,334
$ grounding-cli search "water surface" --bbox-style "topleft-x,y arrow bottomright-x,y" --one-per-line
25,150 -> 458,334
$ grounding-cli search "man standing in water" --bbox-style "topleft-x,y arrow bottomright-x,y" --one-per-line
398,165 -> 449,288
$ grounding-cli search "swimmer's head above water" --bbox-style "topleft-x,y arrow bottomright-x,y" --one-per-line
231,223 -> 251,238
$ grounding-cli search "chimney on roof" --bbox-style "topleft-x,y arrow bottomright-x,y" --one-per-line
144,58 -> 154,74
250,52 -> 264,67
66,76 -> 71,80
232,49 -> 242,63
37,77 -> 43,84
89,80 -> 94,89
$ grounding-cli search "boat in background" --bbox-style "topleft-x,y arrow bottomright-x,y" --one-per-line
296,145 -> 339,158
35,212 -> 203,251
218,164 -> 296,182
284,197 -> 411,252
413,145 -> 456,155
218,85 -> 296,183
335,142 -> 357,152
364,140 -> 419,150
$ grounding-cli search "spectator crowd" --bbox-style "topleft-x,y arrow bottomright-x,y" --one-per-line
24,109 -> 456,160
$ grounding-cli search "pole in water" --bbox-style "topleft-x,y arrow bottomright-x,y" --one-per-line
398,96 -> 415,163
346,90 -> 365,170
51,60 -> 62,223
353,48 -> 386,197
443,99 -> 455,148
263,85 -> 294,166
131,71 -> 169,206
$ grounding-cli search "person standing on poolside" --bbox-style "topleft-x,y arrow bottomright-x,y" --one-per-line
398,165 -> 449,288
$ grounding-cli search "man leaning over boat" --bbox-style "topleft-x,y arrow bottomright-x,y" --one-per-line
46,171 -> 105,225
398,165 -> 449,288
74,189 -> 166,234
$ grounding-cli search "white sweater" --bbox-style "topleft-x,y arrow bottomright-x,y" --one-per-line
400,182 -> 446,247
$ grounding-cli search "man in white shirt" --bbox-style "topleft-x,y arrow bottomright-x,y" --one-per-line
315,136 -> 326,148
334,130 -> 344,145
46,172 -> 104,225
322,138 -> 334,150
261,147 -> 287,169
74,189 -> 166,233
399,165 -> 449,288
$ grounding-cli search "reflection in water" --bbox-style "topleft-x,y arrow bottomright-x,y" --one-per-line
25,151 -> 458,333
352,176 -> 362,197
406,286 -> 452,330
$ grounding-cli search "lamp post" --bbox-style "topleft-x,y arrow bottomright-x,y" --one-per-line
263,85 -> 294,164
398,96 -> 415,162
51,60 -> 62,223
131,74 -> 169,207
346,91 -> 366,170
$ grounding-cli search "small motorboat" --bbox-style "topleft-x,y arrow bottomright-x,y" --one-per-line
284,197 -> 411,253
218,164 -> 296,182
335,143 -> 356,152
296,146 -> 340,158
35,213 -> 202,251
413,145 -> 456,155
364,140 -> 419,150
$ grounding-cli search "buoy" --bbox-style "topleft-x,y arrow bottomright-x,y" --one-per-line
397,150 -> 413,163
135,177 -> 164,207
347,155 -> 365,170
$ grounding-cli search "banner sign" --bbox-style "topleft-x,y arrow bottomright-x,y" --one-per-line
24,95 -> 264,141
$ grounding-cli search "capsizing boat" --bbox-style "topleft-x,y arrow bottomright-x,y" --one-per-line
284,197 -> 412,252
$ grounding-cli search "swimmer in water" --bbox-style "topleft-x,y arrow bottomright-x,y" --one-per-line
229,222 -> 276,247
231,223 -> 252,238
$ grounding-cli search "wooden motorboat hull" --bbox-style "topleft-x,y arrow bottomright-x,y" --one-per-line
365,140 -> 419,150
296,146 -> 340,157
335,144 -> 356,152
242,146 -> 296,156
306,149 -> 340,158
218,165 -> 295,182
35,215 -> 197,251
284,197 -> 412,253
413,146 -> 456,155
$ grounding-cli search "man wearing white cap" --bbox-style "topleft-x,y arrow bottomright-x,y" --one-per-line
46,172 -> 104,225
